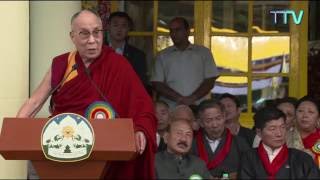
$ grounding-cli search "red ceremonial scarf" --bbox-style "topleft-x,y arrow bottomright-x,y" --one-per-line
257,142 -> 289,180
51,45 -> 157,179
196,129 -> 233,170
302,128 -> 320,166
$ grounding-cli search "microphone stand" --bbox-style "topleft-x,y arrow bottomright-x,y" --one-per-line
29,64 -> 78,117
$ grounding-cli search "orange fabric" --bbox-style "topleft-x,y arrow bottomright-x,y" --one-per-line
61,51 -> 78,86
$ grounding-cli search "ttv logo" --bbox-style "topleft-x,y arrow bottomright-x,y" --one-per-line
270,10 -> 304,25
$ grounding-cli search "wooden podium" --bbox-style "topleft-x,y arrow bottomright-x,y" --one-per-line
0,117 -> 137,179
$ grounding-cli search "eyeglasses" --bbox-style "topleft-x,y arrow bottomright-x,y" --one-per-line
74,29 -> 104,40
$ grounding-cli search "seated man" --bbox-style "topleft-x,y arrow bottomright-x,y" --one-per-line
238,106 -> 320,179
219,93 -> 256,146
155,118 -> 212,179
154,100 -> 170,152
275,97 -> 297,131
192,99 -> 249,179
171,105 -> 200,132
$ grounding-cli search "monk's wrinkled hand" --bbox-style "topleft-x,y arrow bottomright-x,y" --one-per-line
135,131 -> 146,154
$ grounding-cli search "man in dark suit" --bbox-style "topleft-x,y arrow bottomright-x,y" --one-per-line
106,11 -> 150,94
238,106 -> 320,179
192,99 -> 250,179
155,118 -> 212,179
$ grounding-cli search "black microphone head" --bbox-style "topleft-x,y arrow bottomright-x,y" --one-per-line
72,64 -> 78,70
85,67 -> 91,76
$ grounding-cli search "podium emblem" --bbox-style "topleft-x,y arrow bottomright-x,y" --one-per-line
85,101 -> 117,120
41,113 -> 95,162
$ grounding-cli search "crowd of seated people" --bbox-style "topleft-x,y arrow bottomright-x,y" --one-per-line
153,95 -> 320,179
101,11 -> 320,180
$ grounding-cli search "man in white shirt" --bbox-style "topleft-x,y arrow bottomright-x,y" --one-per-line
238,106 -> 320,179
151,17 -> 219,108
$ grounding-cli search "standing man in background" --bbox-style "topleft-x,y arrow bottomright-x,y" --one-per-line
106,11 -> 151,95
151,17 -> 219,109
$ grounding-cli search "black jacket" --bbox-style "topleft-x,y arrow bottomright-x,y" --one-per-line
238,148 -> 320,179
123,44 -> 148,86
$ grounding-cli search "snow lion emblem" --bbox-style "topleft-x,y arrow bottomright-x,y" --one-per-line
41,113 -> 95,162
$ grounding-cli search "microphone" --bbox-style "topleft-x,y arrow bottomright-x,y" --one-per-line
29,64 -> 78,117
83,67 -> 110,104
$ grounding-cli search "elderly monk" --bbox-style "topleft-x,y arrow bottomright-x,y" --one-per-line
17,9 -> 157,179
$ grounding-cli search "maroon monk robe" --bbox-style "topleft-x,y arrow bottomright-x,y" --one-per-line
50,45 -> 157,179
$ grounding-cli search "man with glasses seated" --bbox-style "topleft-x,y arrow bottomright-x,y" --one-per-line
17,9 -> 157,179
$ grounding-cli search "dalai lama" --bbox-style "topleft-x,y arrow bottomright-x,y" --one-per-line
17,9 -> 157,179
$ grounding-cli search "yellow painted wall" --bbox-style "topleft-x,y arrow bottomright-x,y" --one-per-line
0,1 -> 29,179
30,1 -> 81,117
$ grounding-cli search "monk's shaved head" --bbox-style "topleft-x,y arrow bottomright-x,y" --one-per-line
71,9 -> 100,25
